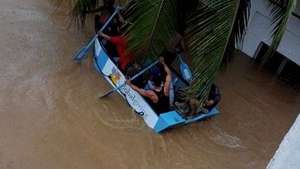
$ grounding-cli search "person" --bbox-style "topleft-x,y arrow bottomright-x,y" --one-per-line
203,84 -> 221,111
124,62 -> 146,88
161,29 -> 187,66
127,57 -> 172,114
174,84 -> 221,116
98,31 -> 134,71
94,0 -> 125,59
146,62 -> 175,107
174,97 -> 203,116
94,0 -> 125,35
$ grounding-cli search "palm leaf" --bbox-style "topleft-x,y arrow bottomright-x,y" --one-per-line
184,0 -> 240,103
52,0 -> 244,105
125,0 -> 243,103
51,0 -> 295,109
223,0 -> 251,63
125,0 -> 178,61
262,0 -> 297,64
232,0 -> 251,43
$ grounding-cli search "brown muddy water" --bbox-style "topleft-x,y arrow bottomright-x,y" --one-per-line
0,0 -> 299,169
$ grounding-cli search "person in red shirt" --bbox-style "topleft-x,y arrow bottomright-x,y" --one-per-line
98,32 -> 134,71
93,0 -> 125,59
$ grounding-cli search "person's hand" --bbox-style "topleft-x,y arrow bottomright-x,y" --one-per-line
123,20 -> 133,25
98,31 -> 104,37
205,100 -> 214,106
126,80 -> 132,85
159,57 -> 165,64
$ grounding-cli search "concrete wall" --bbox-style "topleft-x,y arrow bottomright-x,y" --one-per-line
238,0 -> 300,66
266,114 -> 300,169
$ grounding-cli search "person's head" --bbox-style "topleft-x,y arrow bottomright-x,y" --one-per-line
125,66 -> 136,77
104,0 -> 115,8
152,75 -> 163,88
125,62 -> 140,77
176,26 -> 185,36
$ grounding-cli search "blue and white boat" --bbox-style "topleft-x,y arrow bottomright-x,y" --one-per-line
87,38 -> 219,133
74,9 -> 220,133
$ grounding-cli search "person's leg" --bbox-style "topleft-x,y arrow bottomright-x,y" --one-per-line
169,81 -> 175,107
188,98 -> 199,116
203,100 -> 217,112
175,101 -> 189,114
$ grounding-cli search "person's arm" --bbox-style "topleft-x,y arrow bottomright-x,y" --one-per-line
99,32 -> 124,46
179,36 -> 186,52
98,32 -> 111,40
160,57 -> 172,96
118,12 -> 126,24
127,80 -> 156,100
176,32 -> 193,64
179,36 -> 194,62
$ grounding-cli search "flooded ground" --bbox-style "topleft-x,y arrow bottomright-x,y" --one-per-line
0,0 -> 299,169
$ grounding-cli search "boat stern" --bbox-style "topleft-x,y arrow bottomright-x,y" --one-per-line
154,111 -> 185,133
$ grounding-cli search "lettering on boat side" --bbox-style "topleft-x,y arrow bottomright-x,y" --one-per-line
96,40 -> 156,125
108,67 -> 147,116
120,85 -> 145,116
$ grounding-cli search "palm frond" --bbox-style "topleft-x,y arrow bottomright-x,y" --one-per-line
264,0 -> 297,59
232,0 -> 251,43
53,0 -> 243,104
125,0 -> 178,61
184,0 -> 240,103
125,0 -> 241,103
223,0 -> 251,63
52,0 -> 295,108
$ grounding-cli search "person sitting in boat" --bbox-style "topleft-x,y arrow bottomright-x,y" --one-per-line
98,31 -> 134,71
127,57 -> 172,114
94,0 -> 125,35
175,84 -> 221,116
175,96 -> 204,116
94,0 -> 125,59
203,84 -> 221,111
161,28 -> 188,66
146,62 -> 175,107
124,62 -> 146,88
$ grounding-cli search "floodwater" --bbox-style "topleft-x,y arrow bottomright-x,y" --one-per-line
0,0 -> 299,169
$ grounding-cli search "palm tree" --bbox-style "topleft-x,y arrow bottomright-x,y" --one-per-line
54,0 -> 297,103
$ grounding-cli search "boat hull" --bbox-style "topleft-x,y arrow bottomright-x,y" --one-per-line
93,39 -> 220,133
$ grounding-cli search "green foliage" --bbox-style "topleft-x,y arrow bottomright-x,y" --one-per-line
232,0 -> 251,44
184,0 -> 239,102
260,0 -> 297,65
268,0 -> 297,53
124,0 -> 178,61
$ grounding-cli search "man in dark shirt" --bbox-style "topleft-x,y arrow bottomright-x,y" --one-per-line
127,58 -> 172,114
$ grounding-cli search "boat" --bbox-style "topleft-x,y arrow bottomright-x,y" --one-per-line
74,10 -> 220,133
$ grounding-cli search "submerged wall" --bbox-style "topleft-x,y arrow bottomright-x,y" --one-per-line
238,0 -> 300,66
266,114 -> 300,169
